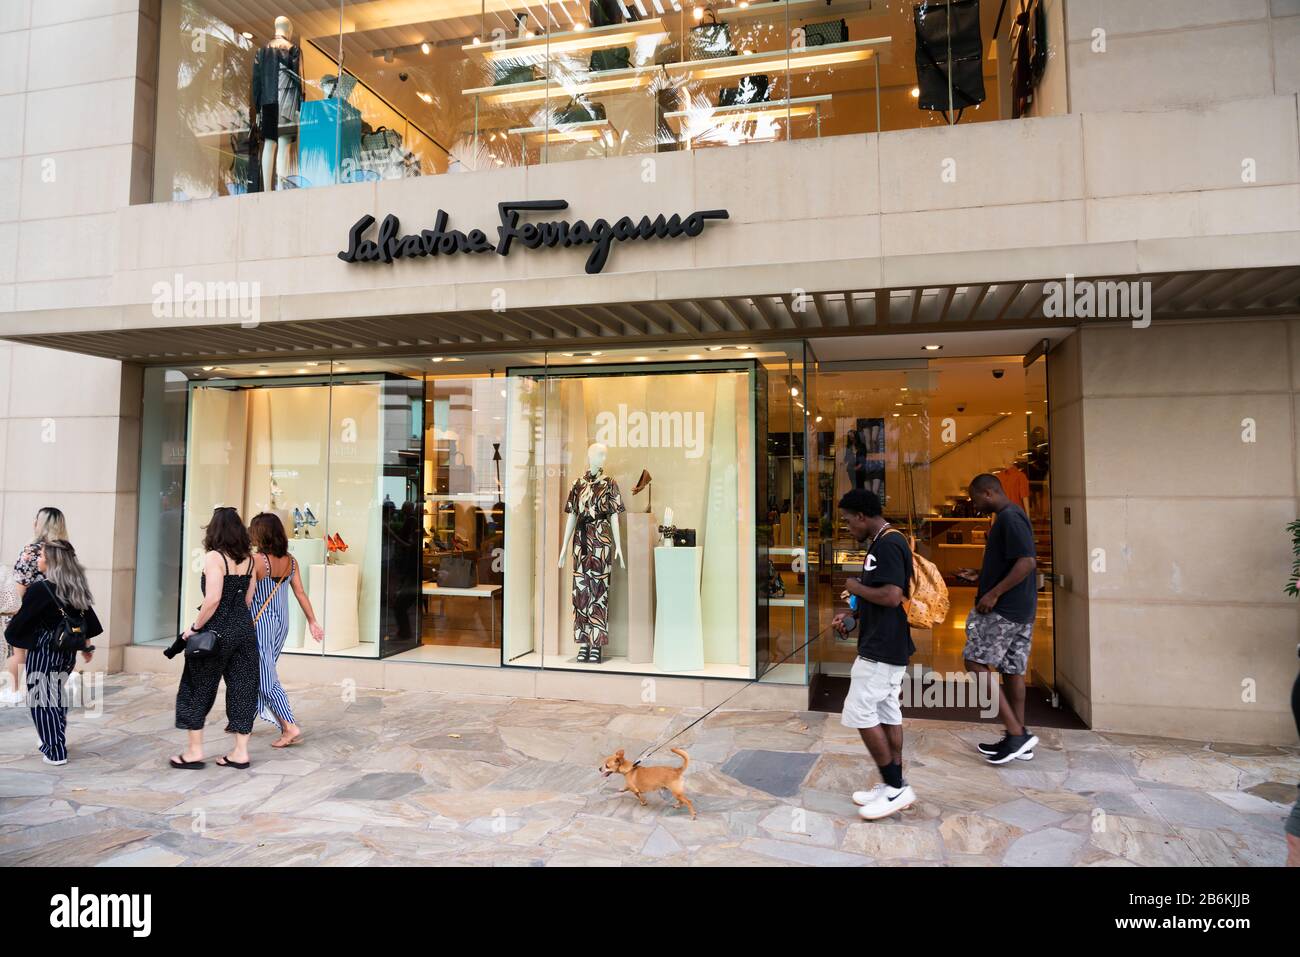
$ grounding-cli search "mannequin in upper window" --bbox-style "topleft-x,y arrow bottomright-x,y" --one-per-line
253,16 -> 303,191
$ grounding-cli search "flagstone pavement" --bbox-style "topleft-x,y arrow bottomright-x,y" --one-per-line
0,673 -> 1295,866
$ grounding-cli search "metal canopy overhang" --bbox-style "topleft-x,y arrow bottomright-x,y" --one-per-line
6,265 -> 1300,365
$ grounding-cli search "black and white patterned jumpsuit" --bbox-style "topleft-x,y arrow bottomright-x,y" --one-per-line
174,554 -> 260,734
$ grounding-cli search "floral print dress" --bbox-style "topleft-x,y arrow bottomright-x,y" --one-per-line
564,469 -> 625,648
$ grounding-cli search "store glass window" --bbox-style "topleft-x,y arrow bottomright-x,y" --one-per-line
501,340 -> 808,681
154,1 -> 1065,200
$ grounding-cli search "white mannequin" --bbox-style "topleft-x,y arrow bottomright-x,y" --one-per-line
261,16 -> 297,191
557,442 -> 624,569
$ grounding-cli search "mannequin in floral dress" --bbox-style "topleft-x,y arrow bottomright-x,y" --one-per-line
557,443 -> 625,664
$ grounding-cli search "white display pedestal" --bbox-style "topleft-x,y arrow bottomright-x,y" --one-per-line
653,546 -> 705,672
308,562 -> 360,652
284,537 -> 325,649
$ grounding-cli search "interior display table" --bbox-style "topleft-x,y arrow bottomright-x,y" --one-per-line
422,582 -> 502,644
308,562 -> 360,652
653,545 -> 704,672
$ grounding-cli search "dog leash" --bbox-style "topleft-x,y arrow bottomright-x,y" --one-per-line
629,621 -> 840,769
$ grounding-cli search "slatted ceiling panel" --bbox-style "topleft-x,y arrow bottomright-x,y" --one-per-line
10,266 -> 1300,363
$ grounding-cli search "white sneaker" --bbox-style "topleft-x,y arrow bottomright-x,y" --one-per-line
852,784 -> 887,807
42,755 -> 67,766
858,784 -> 917,820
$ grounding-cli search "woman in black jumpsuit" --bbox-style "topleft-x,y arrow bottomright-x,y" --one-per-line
171,507 -> 260,770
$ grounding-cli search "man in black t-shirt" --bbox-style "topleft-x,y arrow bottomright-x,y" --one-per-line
832,489 -> 917,820
964,473 -> 1039,765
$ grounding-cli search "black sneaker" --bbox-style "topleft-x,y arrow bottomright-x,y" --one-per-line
977,731 -> 1035,760
576,646 -> 589,663
589,646 -> 602,664
986,732 -> 1039,765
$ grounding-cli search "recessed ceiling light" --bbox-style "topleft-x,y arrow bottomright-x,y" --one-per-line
910,87 -> 920,98
256,370 -> 269,376
815,415 -> 823,423
430,357 -> 444,362
686,354 -> 702,360
790,387 -> 799,397
241,31 -> 253,40
634,357 -> 649,362
922,344 -> 943,351
706,346 -> 724,352
446,357 -> 464,362
202,366 -> 214,371
421,42 -> 431,55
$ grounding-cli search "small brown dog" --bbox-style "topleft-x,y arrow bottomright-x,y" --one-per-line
599,747 -> 696,819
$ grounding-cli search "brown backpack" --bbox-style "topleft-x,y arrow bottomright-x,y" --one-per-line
884,529 -> 950,629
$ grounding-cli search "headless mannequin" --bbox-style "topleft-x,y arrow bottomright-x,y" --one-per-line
259,16 -> 300,190
558,443 -> 624,569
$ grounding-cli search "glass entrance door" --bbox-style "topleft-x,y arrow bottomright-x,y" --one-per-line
809,353 -> 1056,695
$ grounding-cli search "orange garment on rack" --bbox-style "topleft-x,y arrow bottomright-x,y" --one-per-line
995,466 -> 1030,510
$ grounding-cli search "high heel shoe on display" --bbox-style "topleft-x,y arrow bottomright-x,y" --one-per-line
292,506 -> 305,537
303,504 -> 319,528
333,533 -> 347,552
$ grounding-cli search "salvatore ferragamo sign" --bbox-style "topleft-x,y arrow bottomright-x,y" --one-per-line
338,199 -> 728,275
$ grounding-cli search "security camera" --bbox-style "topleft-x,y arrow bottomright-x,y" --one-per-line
992,369 -> 1005,379
398,71 -> 409,82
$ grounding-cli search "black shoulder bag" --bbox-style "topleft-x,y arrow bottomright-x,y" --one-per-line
45,582 -> 93,654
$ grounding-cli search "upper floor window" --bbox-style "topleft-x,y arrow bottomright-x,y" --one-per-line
154,0 -> 1063,201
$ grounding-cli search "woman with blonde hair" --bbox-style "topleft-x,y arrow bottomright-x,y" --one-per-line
1,508 -> 69,706
3,540 -> 100,764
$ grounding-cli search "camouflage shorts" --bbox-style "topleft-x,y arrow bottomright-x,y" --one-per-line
963,611 -> 1033,675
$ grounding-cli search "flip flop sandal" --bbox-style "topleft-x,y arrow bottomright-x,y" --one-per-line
271,734 -> 304,749
215,755 -> 251,769
170,755 -> 205,770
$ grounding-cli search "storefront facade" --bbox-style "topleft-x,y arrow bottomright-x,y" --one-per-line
1,1 -> 1299,742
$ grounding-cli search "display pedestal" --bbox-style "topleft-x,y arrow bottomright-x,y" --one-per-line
284,537 -> 325,648
308,562 -> 360,652
653,546 -> 704,672
625,513 -> 656,664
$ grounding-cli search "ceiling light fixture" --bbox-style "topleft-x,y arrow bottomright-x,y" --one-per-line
421,42 -> 431,55
922,344 -> 943,351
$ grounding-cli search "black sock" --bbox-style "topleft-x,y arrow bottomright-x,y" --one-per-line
879,762 -> 903,789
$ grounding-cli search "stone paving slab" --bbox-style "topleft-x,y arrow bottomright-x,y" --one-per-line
0,672 -> 1294,866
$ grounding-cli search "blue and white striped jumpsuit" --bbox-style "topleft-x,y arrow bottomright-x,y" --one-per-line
252,553 -> 297,726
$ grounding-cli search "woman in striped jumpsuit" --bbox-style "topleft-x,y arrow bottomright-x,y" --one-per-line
245,513 -> 324,747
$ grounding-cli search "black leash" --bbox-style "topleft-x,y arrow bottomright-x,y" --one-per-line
630,621 -> 840,768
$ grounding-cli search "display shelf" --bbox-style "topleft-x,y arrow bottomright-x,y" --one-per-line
715,0 -> 883,23
462,36 -> 889,105
769,596 -> 806,608
422,583 -> 500,598
508,117 -> 615,144
462,17 -> 667,59
664,94 -> 831,131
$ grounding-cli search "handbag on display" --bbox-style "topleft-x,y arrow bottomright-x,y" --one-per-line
672,528 -> 696,548
802,18 -> 848,46
590,46 -> 631,72
719,74 -> 771,106
361,126 -> 402,152
557,98 -> 607,123
493,61 -> 537,86
913,0 -> 986,122
689,11 -> 735,60
436,554 -> 476,589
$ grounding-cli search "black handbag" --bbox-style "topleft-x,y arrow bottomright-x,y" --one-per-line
719,74 -> 771,106
802,18 -> 848,46
46,584 -> 92,654
361,126 -> 402,152
689,15 -> 734,60
590,46 -> 630,72
493,62 -> 537,86
184,628 -> 219,660
913,0 -> 986,121
672,528 -> 697,548
437,555 -> 476,589
557,98 -> 607,123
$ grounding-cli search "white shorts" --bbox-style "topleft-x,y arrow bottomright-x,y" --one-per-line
840,656 -> 906,729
